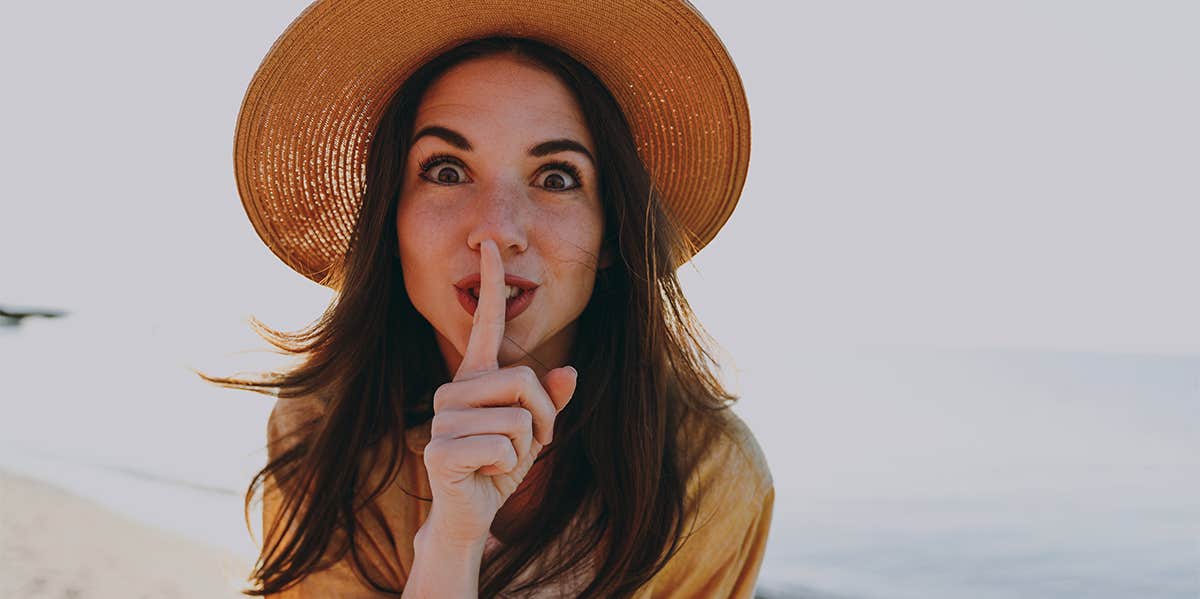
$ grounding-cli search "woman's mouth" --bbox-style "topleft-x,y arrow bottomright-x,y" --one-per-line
455,283 -> 538,321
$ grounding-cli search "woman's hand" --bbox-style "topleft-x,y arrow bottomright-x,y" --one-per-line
420,239 -> 578,550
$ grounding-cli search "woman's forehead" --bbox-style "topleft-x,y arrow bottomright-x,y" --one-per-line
413,55 -> 593,149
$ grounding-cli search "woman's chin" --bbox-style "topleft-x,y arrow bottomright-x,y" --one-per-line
497,342 -> 536,369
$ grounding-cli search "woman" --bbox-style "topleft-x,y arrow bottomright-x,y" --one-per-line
206,1 -> 773,597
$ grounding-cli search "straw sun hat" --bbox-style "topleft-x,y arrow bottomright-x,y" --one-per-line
234,0 -> 750,288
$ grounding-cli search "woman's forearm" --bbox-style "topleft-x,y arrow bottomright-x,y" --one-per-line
401,521 -> 487,598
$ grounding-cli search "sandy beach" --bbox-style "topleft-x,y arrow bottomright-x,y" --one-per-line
1,469 -> 251,599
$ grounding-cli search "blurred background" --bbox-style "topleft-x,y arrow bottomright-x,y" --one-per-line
1,1 -> 1197,597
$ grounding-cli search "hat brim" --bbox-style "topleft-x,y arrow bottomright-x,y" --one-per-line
234,0 -> 750,287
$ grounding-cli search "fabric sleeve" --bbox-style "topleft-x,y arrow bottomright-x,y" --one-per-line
260,397 -> 407,598
642,409 -> 776,599
652,484 -> 775,599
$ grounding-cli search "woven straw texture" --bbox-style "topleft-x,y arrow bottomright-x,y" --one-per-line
234,0 -> 750,287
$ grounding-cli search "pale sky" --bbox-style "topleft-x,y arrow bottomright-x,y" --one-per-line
2,0 -> 1196,362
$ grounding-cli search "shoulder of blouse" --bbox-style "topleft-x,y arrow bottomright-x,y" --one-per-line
262,392 -> 432,596
683,407 -> 774,500
265,392 -> 326,460
636,409 -> 774,598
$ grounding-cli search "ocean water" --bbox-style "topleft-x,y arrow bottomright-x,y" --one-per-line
1,312 -> 1197,598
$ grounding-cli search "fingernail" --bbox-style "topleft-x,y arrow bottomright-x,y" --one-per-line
568,366 -> 578,378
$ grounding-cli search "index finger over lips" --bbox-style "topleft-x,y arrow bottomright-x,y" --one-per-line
454,239 -> 506,381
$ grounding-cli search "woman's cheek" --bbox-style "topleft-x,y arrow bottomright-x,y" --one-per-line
396,221 -> 435,299
547,227 -> 603,299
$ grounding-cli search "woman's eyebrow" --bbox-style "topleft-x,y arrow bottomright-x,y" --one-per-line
411,125 -> 472,151
411,124 -> 594,166
529,139 -> 594,166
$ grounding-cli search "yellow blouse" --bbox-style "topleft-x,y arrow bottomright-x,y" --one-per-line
261,394 -> 774,598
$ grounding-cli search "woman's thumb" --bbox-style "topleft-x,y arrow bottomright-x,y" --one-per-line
541,366 -> 578,413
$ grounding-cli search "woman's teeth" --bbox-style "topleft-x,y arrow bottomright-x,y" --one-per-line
468,285 -> 522,300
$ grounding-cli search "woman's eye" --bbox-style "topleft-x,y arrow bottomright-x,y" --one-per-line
432,165 -> 464,183
417,155 -> 469,185
537,166 -> 581,191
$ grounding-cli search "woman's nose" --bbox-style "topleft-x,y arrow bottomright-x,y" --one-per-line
465,178 -> 529,255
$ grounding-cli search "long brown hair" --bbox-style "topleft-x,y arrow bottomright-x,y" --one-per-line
201,36 -> 741,598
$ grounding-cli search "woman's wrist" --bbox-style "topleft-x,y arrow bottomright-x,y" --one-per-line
403,519 -> 487,598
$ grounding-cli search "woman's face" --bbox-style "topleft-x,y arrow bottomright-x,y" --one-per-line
396,54 -> 610,376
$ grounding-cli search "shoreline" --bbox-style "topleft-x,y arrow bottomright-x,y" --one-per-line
1,468 -> 251,598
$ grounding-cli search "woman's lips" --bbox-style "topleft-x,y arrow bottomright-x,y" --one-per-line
453,273 -> 539,322
456,285 -> 537,322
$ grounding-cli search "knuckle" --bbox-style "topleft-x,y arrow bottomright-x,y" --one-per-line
422,439 -> 444,466
429,411 -> 451,437
502,447 -> 518,469
432,384 -> 451,411
513,365 -> 538,388
493,435 -> 516,460
513,407 -> 534,430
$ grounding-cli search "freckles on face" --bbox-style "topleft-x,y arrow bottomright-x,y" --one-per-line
393,54 -> 606,368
